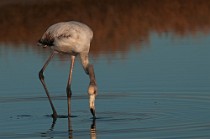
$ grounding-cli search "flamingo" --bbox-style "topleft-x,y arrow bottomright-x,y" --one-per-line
38,21 -> 97,119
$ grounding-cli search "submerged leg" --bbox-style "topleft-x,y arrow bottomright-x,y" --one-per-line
66,55 -> 75,117
39,51 -> 58,119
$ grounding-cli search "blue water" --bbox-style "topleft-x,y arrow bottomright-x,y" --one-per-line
0,32 -> 210,138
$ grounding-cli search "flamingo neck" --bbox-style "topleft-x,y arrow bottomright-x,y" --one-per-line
80,52 -> 89,74
88,64 -> 96,84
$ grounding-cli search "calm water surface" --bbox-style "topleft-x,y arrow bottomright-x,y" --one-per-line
1,33 -> 210,138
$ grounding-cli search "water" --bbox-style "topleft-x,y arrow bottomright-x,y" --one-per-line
1,1 -> 210,138
1,32 -> 210,138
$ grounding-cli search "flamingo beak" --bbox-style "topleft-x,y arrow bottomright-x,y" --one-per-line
89,94 -> 96,118
88,84 -> 97,118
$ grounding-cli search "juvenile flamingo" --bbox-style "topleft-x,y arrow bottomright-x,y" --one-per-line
38,21 -> 97,119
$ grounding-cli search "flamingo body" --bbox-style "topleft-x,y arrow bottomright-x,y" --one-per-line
39,21 -> 93,54
38,21 -> 97,119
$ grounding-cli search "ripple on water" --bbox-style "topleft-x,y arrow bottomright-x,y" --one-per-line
1,91 -> 210,138
93,91 -> 210,138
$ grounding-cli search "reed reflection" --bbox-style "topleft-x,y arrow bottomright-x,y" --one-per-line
1,0 -> 210,56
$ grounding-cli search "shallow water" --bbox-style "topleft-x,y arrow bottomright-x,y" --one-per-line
1,32 -> 210,139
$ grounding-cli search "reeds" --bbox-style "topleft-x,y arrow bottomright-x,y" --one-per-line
0,0 -> 210,55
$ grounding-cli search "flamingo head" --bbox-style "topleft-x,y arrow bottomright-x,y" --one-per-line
88,83 -> 97,118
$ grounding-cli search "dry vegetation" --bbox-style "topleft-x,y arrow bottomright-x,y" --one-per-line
0,0 -> 210,55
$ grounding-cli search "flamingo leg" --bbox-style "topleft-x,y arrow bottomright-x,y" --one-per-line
66,55 -> 75,117
39,51 -> 58,119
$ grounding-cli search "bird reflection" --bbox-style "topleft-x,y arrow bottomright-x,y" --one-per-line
90,119 -> 97,139
67,117 -> 73,139
40,118 -> 56,139
49,118 -> 57,132
42,117 -> 97,139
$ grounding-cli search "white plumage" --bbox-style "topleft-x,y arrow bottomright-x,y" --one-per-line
39,21 -> 93,54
